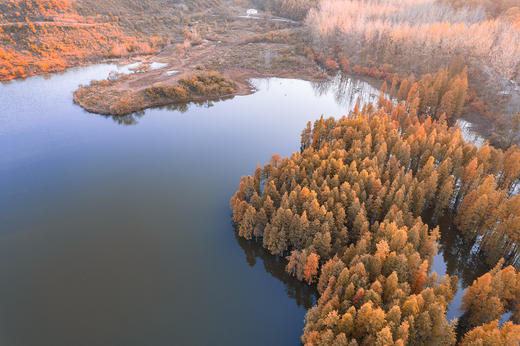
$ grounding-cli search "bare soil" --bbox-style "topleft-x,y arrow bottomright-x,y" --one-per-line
73,8 -> 326,116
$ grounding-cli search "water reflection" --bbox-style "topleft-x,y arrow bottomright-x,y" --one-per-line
425,209 -> 499,325
234,232 -> 318,310
100,73 -> 381,126
424,200 -> 520,338
102,98 -> 236,125
96,71 -> 380,126
311,74 -> 379,111
105,111 -> 146,125
435,215 -> 492,287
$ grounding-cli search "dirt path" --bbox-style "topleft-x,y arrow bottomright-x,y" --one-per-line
72,6 -> 326,116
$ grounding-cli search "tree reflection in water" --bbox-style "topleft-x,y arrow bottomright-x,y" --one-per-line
234,231 -> 318,310
101,96 -> 235,125
311,73 -> 380,113
434,213 -> 492,288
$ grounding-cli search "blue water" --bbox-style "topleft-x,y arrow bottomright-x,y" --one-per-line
0,65 -> 379,346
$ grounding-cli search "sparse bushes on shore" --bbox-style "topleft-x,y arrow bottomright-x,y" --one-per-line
145,71 -> 236,103
74,71 -> 236,116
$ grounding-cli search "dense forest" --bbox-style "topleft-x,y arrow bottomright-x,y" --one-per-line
231,61 -> 520,344
304,0 -> 520,147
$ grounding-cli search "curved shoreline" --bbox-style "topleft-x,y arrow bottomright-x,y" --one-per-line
70,16 -> 325,116
72,65 -> 325,116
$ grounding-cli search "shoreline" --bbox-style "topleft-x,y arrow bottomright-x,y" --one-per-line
72,67 -> 327,116
71,31 -> 326,116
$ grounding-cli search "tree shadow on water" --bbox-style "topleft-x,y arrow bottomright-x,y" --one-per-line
101,96 -> 235,126
427,211 -> 496,288
233,231 -> 318,310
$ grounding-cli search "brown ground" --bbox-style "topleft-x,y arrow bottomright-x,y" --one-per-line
73,8 -> 326,116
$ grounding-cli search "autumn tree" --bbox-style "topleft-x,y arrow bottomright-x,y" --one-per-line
231,80 -> 520,344
303,252 -> 320,284
461,321 -> 520,346
461,261 -> 520,331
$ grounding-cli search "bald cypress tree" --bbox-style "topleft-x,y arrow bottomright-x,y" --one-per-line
230,73 -> 520,344
461,321 -> 520,346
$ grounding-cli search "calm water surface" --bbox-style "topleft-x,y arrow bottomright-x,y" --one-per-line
0,65 -> 379,346
0,63 -> 491,345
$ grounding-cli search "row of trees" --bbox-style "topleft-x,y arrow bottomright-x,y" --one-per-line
231,65 -> 520,344
380,59 -> 469,121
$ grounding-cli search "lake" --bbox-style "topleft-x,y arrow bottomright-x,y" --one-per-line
0,65 -> 379,346
0,63 -> 491,345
